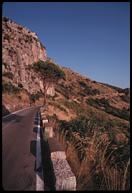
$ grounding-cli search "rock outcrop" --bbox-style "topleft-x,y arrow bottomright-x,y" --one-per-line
2,17 -> 47,93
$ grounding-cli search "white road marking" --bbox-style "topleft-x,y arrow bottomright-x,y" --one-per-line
36,112 -> 44,191
2,106 -> 33,119
2,105 -> 42,119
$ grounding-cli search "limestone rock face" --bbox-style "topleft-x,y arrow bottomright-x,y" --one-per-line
2,17 -> 48,93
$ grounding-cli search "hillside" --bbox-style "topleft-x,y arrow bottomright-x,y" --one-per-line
2,17 -> 130,190
46,67 -> 130,190
47,66 -> 129,123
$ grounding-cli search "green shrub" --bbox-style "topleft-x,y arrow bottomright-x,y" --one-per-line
101,82 -> 124,93
30,60 -> 65,105
105,106 -> 129,121
59,116 -> 97,137
35,90 -> 43,98
31,60 -> 65,80
120,95 -> 130,103
3,17 -> 9,22
2,82 -> 20,94
123,88 -> 130,96
29,91 -> 43,102
79,80 -> 88,88
79,80 -> 100,95
56,84 -> 70,99
55,103 -> 67,113
87,98 -> 129,121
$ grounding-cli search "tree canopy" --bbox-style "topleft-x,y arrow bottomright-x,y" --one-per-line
31,59 -> 65,105
31,60 -> 65,81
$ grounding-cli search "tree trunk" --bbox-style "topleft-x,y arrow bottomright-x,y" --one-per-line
43,78 -> 47,106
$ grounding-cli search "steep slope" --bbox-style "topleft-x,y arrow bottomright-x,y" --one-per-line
47,66 -> 129,124
2,17 -> 130,190
2,17 -> 50,114
46,67 -> 130,190
2,17 -> 47,91
2,17 -> 129,121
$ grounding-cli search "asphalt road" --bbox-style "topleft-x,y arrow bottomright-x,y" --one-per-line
2,106 -> 41,191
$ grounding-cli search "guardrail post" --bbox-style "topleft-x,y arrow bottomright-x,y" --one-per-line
40,110 -> 76,190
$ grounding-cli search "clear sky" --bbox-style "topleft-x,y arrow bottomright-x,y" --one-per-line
3,2 -> 130,88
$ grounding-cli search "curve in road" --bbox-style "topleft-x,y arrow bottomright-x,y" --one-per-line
2,106 -> 44,191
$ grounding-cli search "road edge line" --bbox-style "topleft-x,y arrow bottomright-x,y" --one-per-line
36,112 -> 44,191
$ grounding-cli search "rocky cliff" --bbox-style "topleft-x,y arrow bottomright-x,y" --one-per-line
2,17 -> 47,93
2,17 -> 57,114
2,17 -> 129,120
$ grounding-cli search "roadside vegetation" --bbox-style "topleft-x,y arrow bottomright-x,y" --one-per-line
2,82 -> 21,94
87,98 -> 129,121
29,91 -> 43,105
46,71 -> 130,190
120,94 -> 130,103
48,114 -> 129,190
79,80 -> 100,96
30,60 -> 65,105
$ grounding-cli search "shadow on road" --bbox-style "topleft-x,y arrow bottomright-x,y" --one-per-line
2,105 -> 10,117
2,114 -> 24,123
33,127 -> 38,134
41,139 -> 56,191
34,119 -> 38,126
30,140 -> 36,157
30,112 -> 56,191
30,138 -> 56,191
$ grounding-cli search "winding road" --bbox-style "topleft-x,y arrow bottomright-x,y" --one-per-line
2,106 -> 43,191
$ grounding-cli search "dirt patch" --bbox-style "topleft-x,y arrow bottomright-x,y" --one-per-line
47,104 -> 76,121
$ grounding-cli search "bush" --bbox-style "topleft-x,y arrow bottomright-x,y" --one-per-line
56,84 -> 74,99
55,103 -> 67,113
120,95 -> 130,103
87,97 -> 104,107
87,98 -> 129,121
29,94 -> 36,103
29,91 -> 43,102
3,72 -> 13,79
31,60 -> 65,80
3,33 -> 10,41
35,90 -> 43,99
102,83 -> 124,93
123,88 -> 130,96
105,106 -> 129,121
3,17 -> 9,22
59,116 -> 97,137
59,116 -> 129,190
56,84 -> 69,99
79,80 -> 100,95
18,83 -> 23,89
2,82 -> 20,94
63,99 -> 84,116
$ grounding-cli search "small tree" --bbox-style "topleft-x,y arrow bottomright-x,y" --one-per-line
29,94 -> 36,106
31,60 -> 65,106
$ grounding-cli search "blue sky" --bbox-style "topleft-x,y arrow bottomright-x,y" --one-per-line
3,2 -> 130,88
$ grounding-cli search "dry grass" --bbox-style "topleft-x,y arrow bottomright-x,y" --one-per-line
46,101 -> 76,121
2,91 -> 30,112
55,124 -> 130,190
